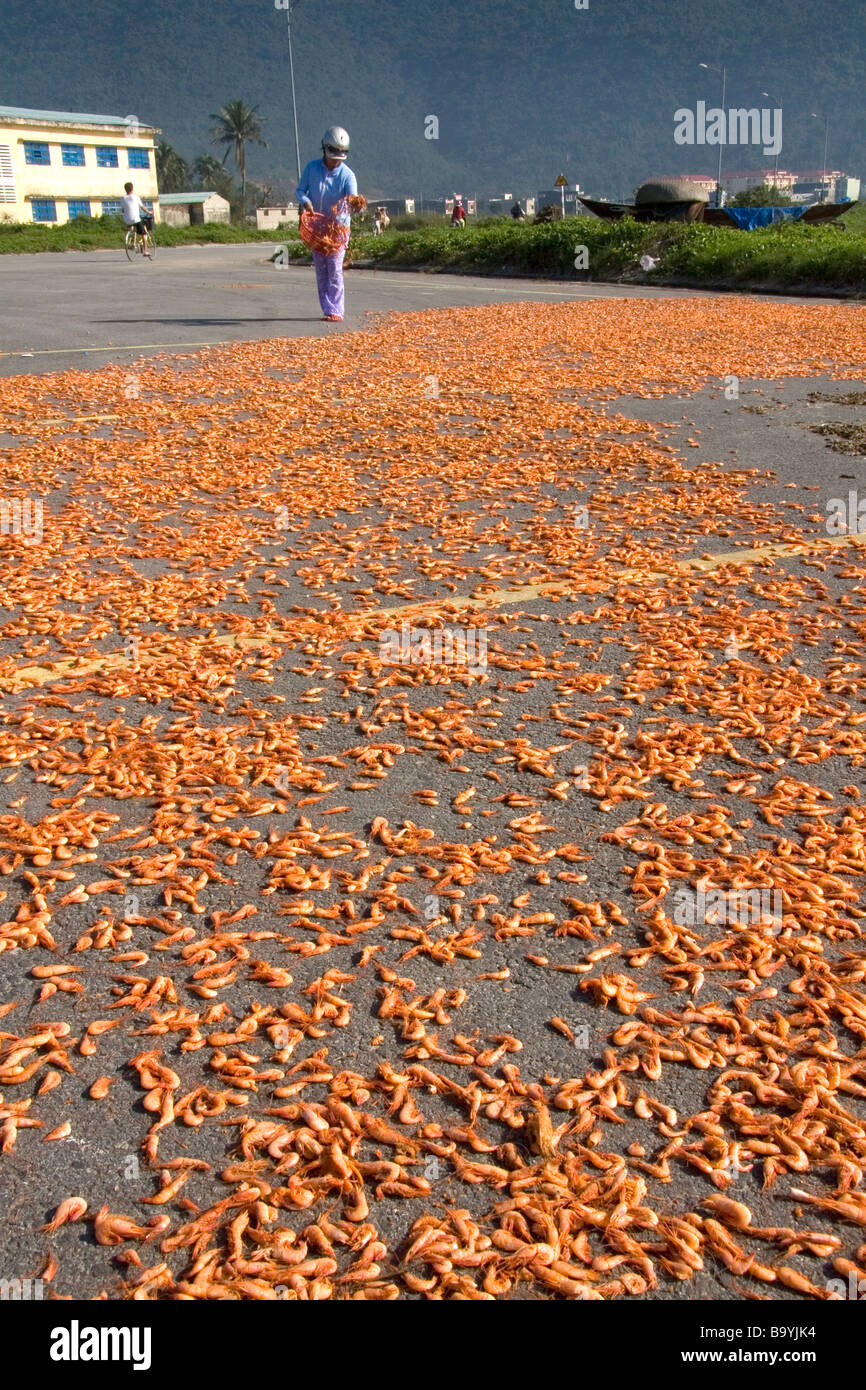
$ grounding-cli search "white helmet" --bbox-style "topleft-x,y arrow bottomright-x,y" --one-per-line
322,126 -> 350,160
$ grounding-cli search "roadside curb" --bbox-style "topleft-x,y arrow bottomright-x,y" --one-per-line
343,260 -> 866,299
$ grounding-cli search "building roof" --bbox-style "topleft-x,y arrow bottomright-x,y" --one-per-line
669,170 -> 850,181
0,105 -> 158,130
723,169 -> 848,180
159,192 -> 227,205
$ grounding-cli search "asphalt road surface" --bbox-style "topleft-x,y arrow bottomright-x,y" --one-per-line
1,266 -> 865,1307
0,242 -> 832,378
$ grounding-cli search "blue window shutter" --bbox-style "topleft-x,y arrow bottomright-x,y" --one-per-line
24,142 -> 51,165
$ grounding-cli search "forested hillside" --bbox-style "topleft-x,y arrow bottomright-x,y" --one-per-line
1,0 -> 863,198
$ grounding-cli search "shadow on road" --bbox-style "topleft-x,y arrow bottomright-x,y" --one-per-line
94,317 -> 324,327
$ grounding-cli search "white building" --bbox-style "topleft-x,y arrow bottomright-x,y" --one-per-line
536,185 -> 585,214
159,191 -> 231,226
256,202 -> 299,230
677,170 -> 860,204
0,104 -> 159,224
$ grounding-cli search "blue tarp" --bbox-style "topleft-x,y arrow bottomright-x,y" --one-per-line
724,200 -> 852,229
724,205 -> 809,229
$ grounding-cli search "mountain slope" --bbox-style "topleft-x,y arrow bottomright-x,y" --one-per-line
1,0 -> 862,198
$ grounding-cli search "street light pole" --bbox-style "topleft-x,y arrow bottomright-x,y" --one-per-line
811,112 -> 830,201
699,63 -> 727,206
718,66 -> 726,200
761,92 -> 782,190
288,1 -> 303,183
276,0 -> 303,183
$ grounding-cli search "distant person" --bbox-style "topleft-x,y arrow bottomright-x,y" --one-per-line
296,126 -> 358,322
451,198 -> 466,229
373,205 -> 390,235
510,202 -> 525,221
121,181 -> 152,257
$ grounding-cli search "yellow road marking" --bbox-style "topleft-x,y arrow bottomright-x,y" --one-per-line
326,388 -> 492,405
32,414 -> 121,427
659,532 -> 866,574
384,531 -> 866,615
4,530 -> 865,692
0,341 -> 234,359
3,630 -> 277,689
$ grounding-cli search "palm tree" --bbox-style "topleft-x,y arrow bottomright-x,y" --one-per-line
155,141 -> 189,193
192,153 -> 232,193
209,100 -> 267,201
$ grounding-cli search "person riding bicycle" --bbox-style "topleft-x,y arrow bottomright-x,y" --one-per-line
451,198 -> 466,229
122,182 -> 152,256
296,126 -> 358,321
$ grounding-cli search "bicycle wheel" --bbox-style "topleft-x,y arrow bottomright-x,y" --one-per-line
124,228 -> 136,262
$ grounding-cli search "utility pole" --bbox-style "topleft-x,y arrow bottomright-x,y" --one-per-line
275,0 -> 303,182
699,62 -> 727,206
811,112 -> 830,201
761,91 -> 783,191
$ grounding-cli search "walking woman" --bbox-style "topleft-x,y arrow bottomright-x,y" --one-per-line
296,125 -> 357,322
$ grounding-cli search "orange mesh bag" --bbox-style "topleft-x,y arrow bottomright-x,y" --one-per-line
299,195 -> 367,255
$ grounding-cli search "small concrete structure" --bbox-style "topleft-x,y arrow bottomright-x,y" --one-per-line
159,191 -> 230,226
256,203 -> 299,230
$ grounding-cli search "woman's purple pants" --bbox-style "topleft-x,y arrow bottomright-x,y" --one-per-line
313,248 -> 345,318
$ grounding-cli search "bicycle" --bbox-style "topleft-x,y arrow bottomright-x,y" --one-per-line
124,220 -> 155,262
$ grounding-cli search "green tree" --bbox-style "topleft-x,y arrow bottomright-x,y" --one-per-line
209,100 -> 267,201
155,141 -> 189,193
729,184 -> 794,207
191,154 -> 235,198
192,155 -> 249,222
